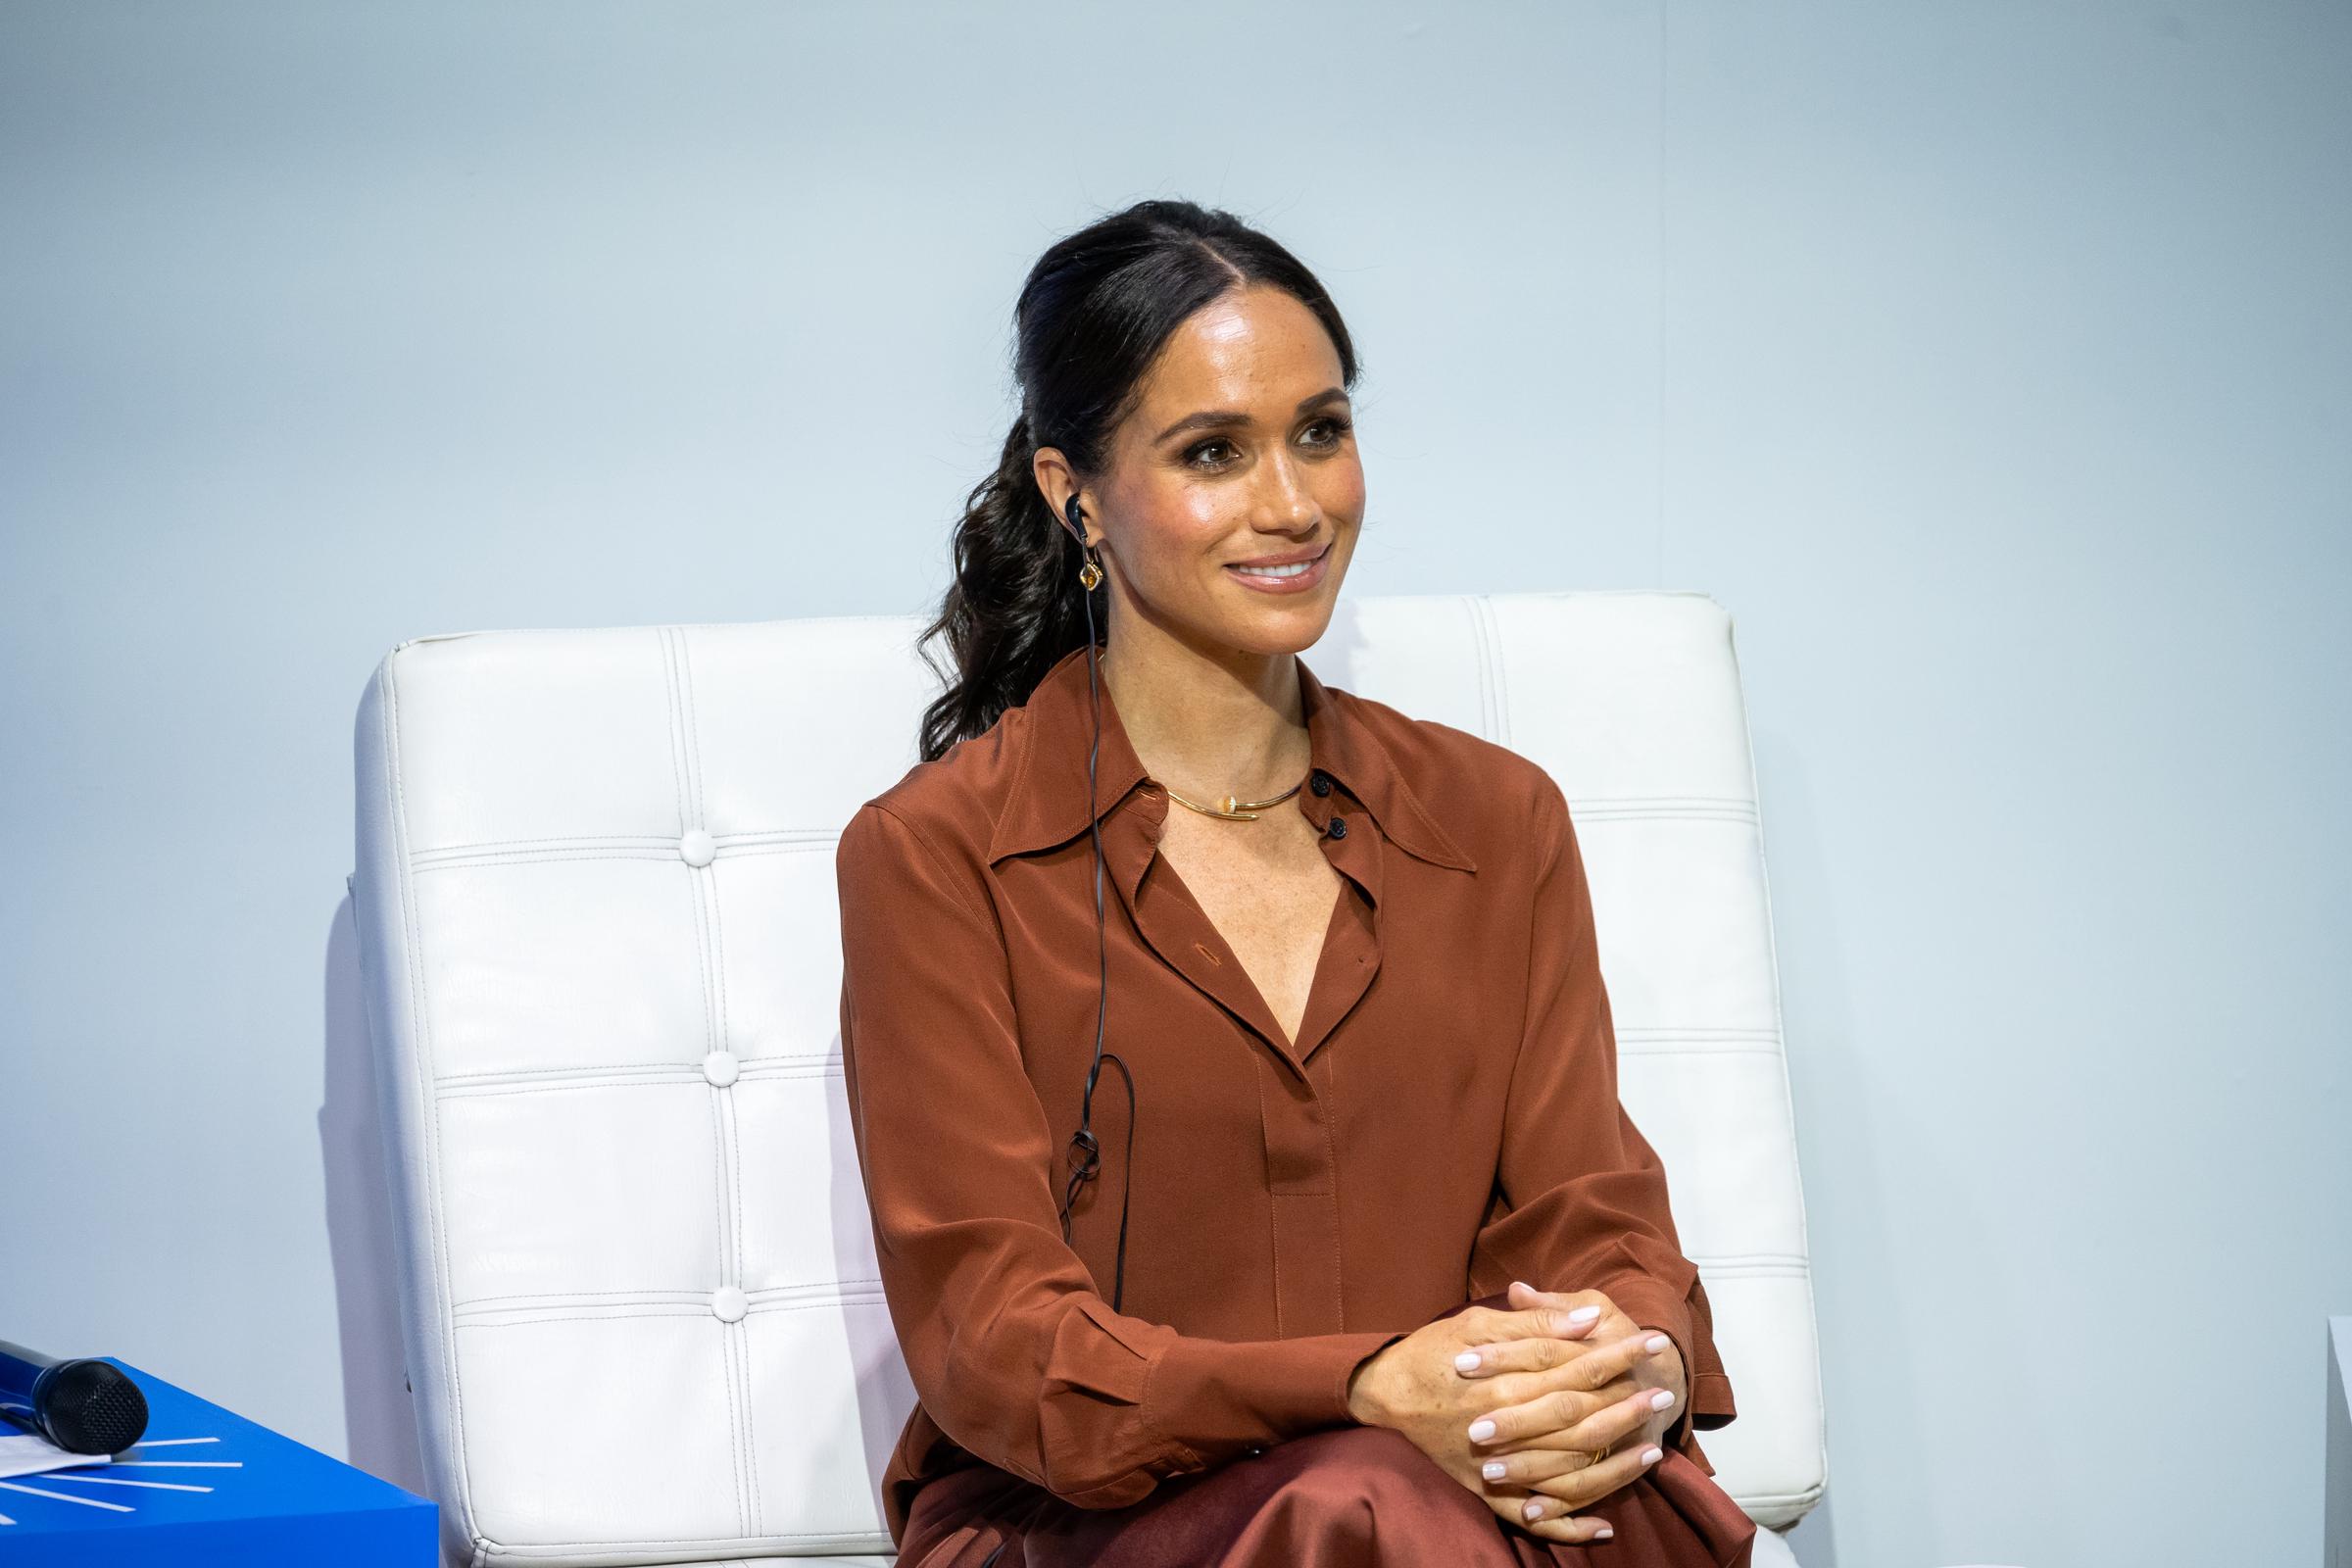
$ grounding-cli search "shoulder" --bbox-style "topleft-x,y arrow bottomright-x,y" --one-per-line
838,700 -> 1028,881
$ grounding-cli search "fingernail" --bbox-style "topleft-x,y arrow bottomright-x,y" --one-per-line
1455,1350 -> 1481,1372
1643,1334 -> 1670,1352
1648,1389 -> 1675,1410
1641,1446 -> 1663,1464
1468,1418 -> 1496,1441
1595,1524 -> 1615,1539
1567,1304 -> 1600,1324
1483,1460 -> 1506,1480
1522,1499 -> 1544,1521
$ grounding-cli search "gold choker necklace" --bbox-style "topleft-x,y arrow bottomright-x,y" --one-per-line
1160,778 -> 1306,822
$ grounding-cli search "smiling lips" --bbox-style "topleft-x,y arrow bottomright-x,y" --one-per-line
1225,543 -> 1331,594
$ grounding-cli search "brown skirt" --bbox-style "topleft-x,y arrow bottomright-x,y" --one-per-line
898,1423 -> 1757,1568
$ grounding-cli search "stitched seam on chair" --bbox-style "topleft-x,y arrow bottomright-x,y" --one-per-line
726,1084 -> 760,1536
384,656 -> 481,1542
451,1298 -> 884,1321
717,990 -> 760,1537
678,626 -> 709,830
706,852 -> 737,1070
669,627 -> 750,1538
1615,1026 -> 1780,1039
1469,595 -> 1512,748
704,1086 -> 748,1534
454,1289 -> 757,1306
411,850 -> 695,871
454,1525 -> 885,1548
661,626 -> 694,840
451,1295 -> 880,1322
457,1308 -> 748,1328
434,1059 -> 842,1095
685,630 -> 761,1538
416,833 -> 686,850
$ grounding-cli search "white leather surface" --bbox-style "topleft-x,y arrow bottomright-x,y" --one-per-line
351,591 -> 1826,1567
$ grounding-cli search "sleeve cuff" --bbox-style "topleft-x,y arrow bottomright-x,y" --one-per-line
1141,1329 -> 1408,1469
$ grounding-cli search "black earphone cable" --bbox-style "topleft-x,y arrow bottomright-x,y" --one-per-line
1054,494 -> 1137,1312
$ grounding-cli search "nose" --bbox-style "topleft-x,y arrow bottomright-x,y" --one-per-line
1252,448 -> 1320,534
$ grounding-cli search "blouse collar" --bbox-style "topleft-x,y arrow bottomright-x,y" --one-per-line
985,641 -> 1477,873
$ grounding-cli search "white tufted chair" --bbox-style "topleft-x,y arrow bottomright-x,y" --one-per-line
350,591 -> 1830,1568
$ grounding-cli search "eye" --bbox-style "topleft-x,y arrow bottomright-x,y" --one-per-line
1184,437 -> 1240,470
1182,416 -> 1353,472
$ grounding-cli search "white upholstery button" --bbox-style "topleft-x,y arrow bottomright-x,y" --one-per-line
702,1050 -> 738,1088
679,829 -> 715,867
711,1285 -> 748,1323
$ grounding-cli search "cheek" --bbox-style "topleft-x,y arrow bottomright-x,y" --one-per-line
1319,462 -> 1367,518
1122,482 -> 1236,576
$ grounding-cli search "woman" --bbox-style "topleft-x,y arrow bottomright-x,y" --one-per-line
833,199 -> 1758,1566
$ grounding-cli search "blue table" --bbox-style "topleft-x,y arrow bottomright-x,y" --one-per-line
0,1356 -> 438,1566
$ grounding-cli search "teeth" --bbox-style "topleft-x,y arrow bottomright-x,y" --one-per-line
1233,560 -> 1312,578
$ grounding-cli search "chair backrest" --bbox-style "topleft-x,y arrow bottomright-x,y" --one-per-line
350,590 -> 1824,1568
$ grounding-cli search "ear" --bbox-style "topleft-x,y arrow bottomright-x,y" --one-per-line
1030,447 -> 1087,546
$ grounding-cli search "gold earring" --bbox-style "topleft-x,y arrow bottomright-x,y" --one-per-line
1078,549 -> 1103,591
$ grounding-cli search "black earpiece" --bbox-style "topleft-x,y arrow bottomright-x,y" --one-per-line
1054,487 -> 1135,1312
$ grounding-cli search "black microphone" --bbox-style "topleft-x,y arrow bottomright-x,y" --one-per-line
0,1338 -> 150,1455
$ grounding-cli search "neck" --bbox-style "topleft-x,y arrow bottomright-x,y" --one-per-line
1099,636 -> 1309,802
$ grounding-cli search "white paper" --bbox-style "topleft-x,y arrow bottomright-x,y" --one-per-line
0,1430 -> 112,1480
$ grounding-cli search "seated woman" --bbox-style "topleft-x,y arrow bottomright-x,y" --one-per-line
834,197 -> 1758,1567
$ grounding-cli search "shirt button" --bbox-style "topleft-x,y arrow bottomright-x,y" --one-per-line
1325,814 -> 1347,839
1309,771 -> 1333,797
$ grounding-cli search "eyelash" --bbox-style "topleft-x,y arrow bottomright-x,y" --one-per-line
1184,416 -> 1354,471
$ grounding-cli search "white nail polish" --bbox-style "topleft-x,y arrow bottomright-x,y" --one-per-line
1455,1350 -> 1481,1372
1468,1418 -> 1496,1441
1649,1389 -> 1674,1409
1568,1304 -> 1599,1324
1483,1460 -> 1506,1480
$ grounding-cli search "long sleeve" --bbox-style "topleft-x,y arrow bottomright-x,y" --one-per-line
1466,774 -> 1738,1473
835,802 -> 1407,1511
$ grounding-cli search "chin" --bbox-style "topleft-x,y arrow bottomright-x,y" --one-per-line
1221,607 -> 1339,661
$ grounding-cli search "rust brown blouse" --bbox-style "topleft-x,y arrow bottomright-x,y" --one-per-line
834,641 -> 1737,1546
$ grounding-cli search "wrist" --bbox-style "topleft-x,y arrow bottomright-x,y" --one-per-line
1345,1348 -> 1391,1428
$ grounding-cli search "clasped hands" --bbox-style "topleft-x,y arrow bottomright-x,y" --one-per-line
1344,1280 -> 1686,1548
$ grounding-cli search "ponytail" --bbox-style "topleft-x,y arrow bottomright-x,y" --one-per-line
913,412 -> 1098,762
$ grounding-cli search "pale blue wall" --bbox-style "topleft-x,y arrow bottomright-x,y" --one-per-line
3,4 -> 2345,1565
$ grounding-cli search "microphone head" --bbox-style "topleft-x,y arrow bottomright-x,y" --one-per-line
40,1359 -> 149,1454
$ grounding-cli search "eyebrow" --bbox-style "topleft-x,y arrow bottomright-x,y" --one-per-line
1152,386 -> 1349,445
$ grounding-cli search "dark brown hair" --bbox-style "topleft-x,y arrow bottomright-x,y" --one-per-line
914,199 -> 1361,762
